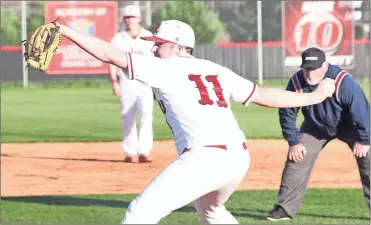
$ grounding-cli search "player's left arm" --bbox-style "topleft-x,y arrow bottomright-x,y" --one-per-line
228,69 -> 335,108
339,75 -> 370,148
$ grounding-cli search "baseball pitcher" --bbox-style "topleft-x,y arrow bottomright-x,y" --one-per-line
40,20 -> 336,224
109,5 -> 155,163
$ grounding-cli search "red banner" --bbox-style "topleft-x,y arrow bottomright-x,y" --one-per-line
282,1 -> 355,68
45,1 -> 117,75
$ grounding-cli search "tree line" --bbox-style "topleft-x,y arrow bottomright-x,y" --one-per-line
1,0 -> 368,46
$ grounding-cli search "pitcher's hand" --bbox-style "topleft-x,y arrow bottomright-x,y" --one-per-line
353,142 -> 369,158
313,78 -> 336,100
288,143 -> 307,163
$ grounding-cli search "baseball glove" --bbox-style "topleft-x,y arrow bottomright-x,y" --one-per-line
22,21 -> 62,71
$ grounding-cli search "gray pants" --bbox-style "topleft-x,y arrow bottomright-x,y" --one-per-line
275,124 -> 370,218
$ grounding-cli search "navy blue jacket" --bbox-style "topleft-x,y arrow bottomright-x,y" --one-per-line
279,64 -> 370,146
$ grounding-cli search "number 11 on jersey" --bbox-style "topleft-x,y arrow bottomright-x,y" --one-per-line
188,74 -> 228,108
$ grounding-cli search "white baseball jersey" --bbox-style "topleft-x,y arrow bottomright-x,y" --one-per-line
111,28 -> 154,79
124,53 -> 259,155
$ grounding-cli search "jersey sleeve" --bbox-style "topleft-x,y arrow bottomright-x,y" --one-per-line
110,34 -> 123,47
124,52 -> 170,88
226,68 -> 259,106
110,34 -> 118,44
110,34 -> 131,52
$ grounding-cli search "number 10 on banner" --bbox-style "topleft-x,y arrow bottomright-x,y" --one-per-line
294,13 -> 343,54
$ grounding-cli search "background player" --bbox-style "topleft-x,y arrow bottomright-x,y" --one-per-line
267,47 -> 370,221
109,5 -> 155,163
59,20 -> 336,224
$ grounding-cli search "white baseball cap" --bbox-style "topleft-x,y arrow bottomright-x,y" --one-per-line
141,20 -> 195,48
122,5 -> 141,18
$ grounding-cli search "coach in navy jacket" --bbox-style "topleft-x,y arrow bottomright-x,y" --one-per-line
266,47 -> 370,221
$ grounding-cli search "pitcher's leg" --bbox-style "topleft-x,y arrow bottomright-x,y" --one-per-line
272,133 -> 328,218
122,157 -> 192,223
194,148 -> 250,224
119,79 -> 138,157
136,86 -> 154,157
194,192 -> 238,224
122,147 -> 239,224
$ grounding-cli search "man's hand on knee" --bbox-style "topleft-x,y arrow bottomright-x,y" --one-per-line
353,142 -> 370,158
288,144 -> 307,163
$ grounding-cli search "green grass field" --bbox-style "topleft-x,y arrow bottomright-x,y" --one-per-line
2,80 -> 369,143
1,79 -> 370,224
1,80 -> 303,142
1,189 -> 369,224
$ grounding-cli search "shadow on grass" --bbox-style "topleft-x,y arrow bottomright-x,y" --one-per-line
232,208 -> 369,221
2,154 -> 128,163
2,132 -> 89,140
1,131 -> 118,142
1,196 -> 194,213
2,196 -> 131,208
2,196 -> 368,221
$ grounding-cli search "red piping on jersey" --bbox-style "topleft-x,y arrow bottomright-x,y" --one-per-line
204,145 -> 228,150
242,84 -> 257,105
127,52 -> 134,80
205,143 -> 248,151
334,70 -> 348,102
182,143 -> 248,154
292,73 -> 302,93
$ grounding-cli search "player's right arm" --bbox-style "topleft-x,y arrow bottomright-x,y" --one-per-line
61,24 -> 129,69
109,63 -> 121,96
60,24 -> 166,88
108,35 -> 120,96
108,35 -> 119,80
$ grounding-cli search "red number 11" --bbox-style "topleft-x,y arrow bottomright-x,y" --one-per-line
188,74 -> 228,108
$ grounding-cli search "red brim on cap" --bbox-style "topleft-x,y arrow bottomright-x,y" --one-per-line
123,16 -> 140,18
140,36 -> 170,43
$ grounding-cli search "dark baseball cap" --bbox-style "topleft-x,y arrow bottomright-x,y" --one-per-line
300,47 -> 326,69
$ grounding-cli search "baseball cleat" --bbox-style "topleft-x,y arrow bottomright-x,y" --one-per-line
138,155 -> 152,163
266,205 -> 291,221
123,155 -> 136,163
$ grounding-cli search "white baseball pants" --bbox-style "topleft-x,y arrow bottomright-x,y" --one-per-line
121,143 -> 250,224
119,77 -> 154,156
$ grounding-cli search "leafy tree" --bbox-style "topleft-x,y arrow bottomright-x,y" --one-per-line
0,2 -> 46,45
27,12 -> 44,39
0,9 -> 21,45
217,1 -> 282,42
151,0 -> 224,45
217,2 -> 257,42
261,1 -> 282,41
27,2 -> 45,39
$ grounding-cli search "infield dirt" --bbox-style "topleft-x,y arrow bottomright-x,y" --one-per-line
1,139 -> 363,197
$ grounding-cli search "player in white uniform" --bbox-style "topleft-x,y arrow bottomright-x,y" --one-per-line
109,5 -> 155,163
60,20 -> 335,224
